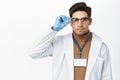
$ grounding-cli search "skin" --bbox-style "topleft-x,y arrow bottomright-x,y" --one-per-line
70,11 -> 92,36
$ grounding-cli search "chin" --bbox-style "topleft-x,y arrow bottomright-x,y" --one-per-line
76,31 -> 87,35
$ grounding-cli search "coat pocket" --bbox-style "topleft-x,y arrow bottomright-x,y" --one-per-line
90,57 -> 104,80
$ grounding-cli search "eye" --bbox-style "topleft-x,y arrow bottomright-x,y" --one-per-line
81,18 -> 89,22
71,18 -> 79,22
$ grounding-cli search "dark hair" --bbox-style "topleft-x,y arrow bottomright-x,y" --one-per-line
69,2 -> 91,18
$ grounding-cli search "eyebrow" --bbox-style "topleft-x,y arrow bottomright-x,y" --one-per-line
72,17 -> 89,19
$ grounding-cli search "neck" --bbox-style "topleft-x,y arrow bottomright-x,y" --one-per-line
73,31 -> 90,41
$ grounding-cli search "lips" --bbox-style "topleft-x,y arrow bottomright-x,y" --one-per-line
76,28 -> 84,31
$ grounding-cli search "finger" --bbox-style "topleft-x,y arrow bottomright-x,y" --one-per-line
64,17 -> 71,23
67,17 -> 71,23
60,15 -> 67,22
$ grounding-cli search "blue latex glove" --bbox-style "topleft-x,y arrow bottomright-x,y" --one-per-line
52,15 -> 71,31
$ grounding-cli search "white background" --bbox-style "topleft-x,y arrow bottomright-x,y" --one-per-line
0,0 -> 120,80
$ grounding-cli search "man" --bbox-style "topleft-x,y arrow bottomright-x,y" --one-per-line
29,2 -> 112,80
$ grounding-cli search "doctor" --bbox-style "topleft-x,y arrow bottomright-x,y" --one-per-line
29,2 -> 112,80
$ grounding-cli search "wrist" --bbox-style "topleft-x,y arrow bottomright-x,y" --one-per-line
51,26 -> 59,31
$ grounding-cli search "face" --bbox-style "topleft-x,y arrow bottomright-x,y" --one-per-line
70,11 -> 92,35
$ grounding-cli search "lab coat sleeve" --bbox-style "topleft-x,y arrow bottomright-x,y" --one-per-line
29,29 -> 58,59
101,43 -> 113,80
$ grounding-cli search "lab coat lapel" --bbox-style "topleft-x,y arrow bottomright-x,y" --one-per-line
85,33 -> 102,80
64,34 -> 74,80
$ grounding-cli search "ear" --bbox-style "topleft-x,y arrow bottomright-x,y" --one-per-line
89,18 -> 92,25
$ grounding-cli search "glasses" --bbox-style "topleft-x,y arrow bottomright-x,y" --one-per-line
71,17 -> 90,24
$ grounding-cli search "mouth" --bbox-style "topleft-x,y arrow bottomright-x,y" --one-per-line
76,28 -> 84,31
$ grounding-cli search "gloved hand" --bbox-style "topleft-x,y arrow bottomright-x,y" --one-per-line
52,15 -> 71,31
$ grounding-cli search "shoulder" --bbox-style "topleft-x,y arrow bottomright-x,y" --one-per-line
53,33 -> 72,45
92,32 -> 102,42
92,32 -> 108,47
92,32 -> 110,58
92,32 -> 109,51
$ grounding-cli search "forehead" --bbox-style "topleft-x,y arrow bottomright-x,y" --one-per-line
72,11 -> 89,18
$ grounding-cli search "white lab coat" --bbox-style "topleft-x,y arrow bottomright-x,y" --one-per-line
29,29 -> 113,80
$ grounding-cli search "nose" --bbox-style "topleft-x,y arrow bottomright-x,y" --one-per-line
77,20 -> 83,26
